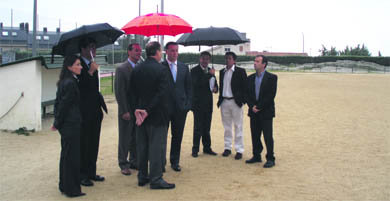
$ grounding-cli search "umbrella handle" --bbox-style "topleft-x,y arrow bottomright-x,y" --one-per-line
90,50 -> 95,62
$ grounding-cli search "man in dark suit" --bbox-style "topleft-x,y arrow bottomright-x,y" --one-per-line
130,41 -> 175,190
114,43 -> 141,176
245,55 -> 277,168
190,51 -> 218,157
161,42 -> 192,172
217,51 -> 247,160
78,37 -> 108,186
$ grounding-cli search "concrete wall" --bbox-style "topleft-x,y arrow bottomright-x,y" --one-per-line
41,67 -> 60,113
0,60 -> 42,131
210,42 -> 251,55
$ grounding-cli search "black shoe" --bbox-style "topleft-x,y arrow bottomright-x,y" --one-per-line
246,156 -> 262,164
138,179 -> 150,187
171,164 -> 181,172
80,179 -> 94,186
150,179 -> 175,190
65,192 -> 86,198
235,153 -> 242,160
204,149 -> 217,156
129,163 -> 138,170
263,160 -> 275,168
192,152 -> 198,157
90,175 -> 105,182
222,149 -> 231,157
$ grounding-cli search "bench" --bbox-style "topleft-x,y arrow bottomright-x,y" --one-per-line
41,99 -> 55,118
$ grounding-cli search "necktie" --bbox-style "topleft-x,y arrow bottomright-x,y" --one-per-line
170,63 -> 176,82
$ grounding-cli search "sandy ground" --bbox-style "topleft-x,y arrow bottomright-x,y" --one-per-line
1,72 -> 389,201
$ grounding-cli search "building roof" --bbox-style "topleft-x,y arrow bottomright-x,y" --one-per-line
246,51 -> 308,57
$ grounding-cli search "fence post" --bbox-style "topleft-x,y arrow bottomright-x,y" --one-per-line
111,72 -> 114,93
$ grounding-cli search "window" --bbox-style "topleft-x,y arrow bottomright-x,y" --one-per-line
36,36 -> 41,40
225,48 -> 230,52
2,31 -> 9,36
12,32 -> 17,36
239,46 -> 243,52
43,36 -> 49,40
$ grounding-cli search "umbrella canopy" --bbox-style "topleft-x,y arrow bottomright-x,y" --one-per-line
52,23 -> 123,56
176,26 -> 249,46
121,13 -> 192,36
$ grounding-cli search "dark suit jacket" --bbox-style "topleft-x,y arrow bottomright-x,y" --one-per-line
191,65 -> 218,112
162,60 -> 193,115
78,58 -> 107,119
114,60 -> 133,117
130,57 -> 170,126
54,76 -> 82,130
246,71 -> 277,119
217,65 -> 247,108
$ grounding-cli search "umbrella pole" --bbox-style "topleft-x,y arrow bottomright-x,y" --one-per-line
212,46 -> 214,68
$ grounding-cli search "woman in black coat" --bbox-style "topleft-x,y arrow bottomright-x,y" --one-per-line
51,55 -> 85,198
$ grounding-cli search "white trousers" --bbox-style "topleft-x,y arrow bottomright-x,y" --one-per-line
220,99 -> 244,153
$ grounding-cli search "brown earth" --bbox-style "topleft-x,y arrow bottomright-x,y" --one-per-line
1,72 -> 389,201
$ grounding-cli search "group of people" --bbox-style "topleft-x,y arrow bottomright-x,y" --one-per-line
52,38 -> 278,197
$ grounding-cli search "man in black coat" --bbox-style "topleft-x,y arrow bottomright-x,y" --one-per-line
130,41 -> 175,189
245,55 -> 277,168
217,52 -> 247,160
161,42 -> 192,172
190,51 -> 218,157
78,37 -> 107,186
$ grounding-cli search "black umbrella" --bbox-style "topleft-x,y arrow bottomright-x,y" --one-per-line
52,23 -> 123,56
176,26 -> 249,47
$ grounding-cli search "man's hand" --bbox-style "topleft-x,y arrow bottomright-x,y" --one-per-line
212,87 -> 218,93
252,106 -> 260,113
88,62 -> 99,76
135,109 -> 148,126
121,112 -> 131,121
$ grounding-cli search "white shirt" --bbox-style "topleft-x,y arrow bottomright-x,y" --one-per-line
167,60 -> 177,73
222,65 -> 235,98
81,56 -> 91,68
128,58 -> 136,68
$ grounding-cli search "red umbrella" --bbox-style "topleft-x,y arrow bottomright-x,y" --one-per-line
121,13 -> 192,36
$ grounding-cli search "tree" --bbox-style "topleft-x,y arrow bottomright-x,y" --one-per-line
319,45 -> 338,56
339,44 -> 371,56
378,51 -> 382,57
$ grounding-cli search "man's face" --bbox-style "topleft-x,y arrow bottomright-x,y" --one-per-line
199,55 -> 210,68
166,44 -> 179,62
129,44 -> 142,63
254,56 -> 265,72
225,55 -> 235,68
81,43 -> 96,59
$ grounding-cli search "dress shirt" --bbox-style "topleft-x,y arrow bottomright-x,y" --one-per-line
255,70 -> 265,101
81,56 -> 91,68
222,65 -> 235,98
128,58 -> 136,68
168,60 -> 177,82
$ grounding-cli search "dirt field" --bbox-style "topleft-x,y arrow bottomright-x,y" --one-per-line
1,72 -> 389,201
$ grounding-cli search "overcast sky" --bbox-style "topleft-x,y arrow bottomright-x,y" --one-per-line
1,0 -> 389,56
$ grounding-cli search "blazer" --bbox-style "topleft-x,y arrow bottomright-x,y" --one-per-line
114,60 -> 134,117
217,65 -> 247,108
130,57 -> 170,126
191,65 -> 218,112
53,76 -> 82,130
162,60 -> 193,114
246,71 -> 277,119
78,59 -> 107,118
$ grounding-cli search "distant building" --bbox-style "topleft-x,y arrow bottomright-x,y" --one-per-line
205,33 -> 251,56
246,51 -> 308,57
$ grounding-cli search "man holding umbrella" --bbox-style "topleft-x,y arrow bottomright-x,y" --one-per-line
78,37 -> 107,186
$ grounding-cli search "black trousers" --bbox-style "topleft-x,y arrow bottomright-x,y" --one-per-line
80,110 -> 103,179
136,123 -> 166,184
192,109 -> 213,153
250,116 -> 275,161
59,123 -> 81,195
118,117 -> 136,170
167,110 -> 188,165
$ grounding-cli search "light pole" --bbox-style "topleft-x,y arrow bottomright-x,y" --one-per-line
32,0 -> 38,56
302,32 -> 305,54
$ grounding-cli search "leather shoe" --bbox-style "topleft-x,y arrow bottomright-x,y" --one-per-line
246,156 -> 262,164
204,149 -> 217,156
192,152 -> 198,157
129,163 -> 138,170
263,160 -> 275,168
138,179 -> 150,187
65,192 -> 86,198
150,179 -> 175,190
171,164 -> 181,172
235,152 -> 242,160
121,168 -> 131,176
90,175 -> 105,182
80,179 -> 93,186
222,149 -> 231,157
